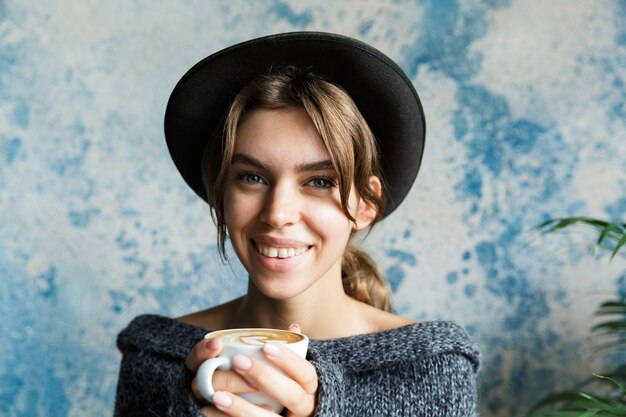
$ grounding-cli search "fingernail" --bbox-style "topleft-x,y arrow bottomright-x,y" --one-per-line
233,354 -> 252,370
263,343 -> 282,357
205,338 -> 219,351
289,323 -> 301,332
212,391 -> 232,408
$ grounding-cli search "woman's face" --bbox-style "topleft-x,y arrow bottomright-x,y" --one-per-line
223,107 -> 368,301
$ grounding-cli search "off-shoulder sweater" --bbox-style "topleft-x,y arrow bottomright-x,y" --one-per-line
114,314 -> 480,416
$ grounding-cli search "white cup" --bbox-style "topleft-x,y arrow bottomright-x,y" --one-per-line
196,328 -> 309,413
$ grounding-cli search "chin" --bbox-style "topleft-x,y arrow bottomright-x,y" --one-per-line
251,278 -> 307,301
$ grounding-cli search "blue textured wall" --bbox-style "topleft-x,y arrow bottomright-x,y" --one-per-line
1,1 -> 625,416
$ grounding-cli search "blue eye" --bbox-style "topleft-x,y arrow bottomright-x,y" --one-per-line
237,172 -> 264,184
309,177 -> 335,188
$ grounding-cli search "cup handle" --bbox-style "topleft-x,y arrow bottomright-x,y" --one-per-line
196,357 -> 230,402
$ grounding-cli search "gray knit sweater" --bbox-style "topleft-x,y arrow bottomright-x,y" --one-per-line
114,315 -> 480,416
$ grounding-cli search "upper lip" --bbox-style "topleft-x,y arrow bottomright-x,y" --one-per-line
252,236 -> 312,248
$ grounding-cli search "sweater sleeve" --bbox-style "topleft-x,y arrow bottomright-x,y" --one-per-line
113,345 -> 204,417
409,352 -> 478,417
307,341 -> 479,417
307,347 -> 347,417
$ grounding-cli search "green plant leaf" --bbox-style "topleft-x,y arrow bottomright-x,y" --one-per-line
596,223 -> 623,256
580,410 -> 602,417
526,391 -> 622,415
595,301 -> 626,316
591,320 -> 626,334
528,408 -> 589,416
592,365 -> 626,382
529,217 -> 626,417
590,339 -> 626,356
577,391 -> 626,415
612,233 -> 626,260
527,391 -> 590,414
535,217 -> 626,261
529,411 -> 600,417
593,374 -> 626,394
535,217 -> 609,235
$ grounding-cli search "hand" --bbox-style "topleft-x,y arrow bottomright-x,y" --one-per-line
186,336 -> 259,415
186,324 -> 318,417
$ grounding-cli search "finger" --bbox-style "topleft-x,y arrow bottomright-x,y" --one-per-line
186,337 -> 223,372
288,323 -> 301,333
192,370 -> 258,400
232,354 -> 315,416
211,391 -> 276,416
191,376 -> 206,401
214,370 -> 259,394
263,344 -> 318,395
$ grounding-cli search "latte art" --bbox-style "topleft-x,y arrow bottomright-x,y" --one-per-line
212,329 -> 304,346
238,336 -> 288,346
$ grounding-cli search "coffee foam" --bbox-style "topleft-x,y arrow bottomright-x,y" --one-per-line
213,329 -> 303,346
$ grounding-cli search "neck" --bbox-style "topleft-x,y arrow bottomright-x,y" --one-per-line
231,278 -> 365,340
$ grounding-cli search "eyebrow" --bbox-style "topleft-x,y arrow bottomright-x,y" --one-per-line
231,153 -> 335,172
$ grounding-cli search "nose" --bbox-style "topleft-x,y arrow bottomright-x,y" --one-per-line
260,183 -> 300,228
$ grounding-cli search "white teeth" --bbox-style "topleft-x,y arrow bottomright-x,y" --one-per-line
256,244 -> 308,258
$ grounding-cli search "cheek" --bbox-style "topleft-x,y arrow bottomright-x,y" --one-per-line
307,202 -> 354,239
223,190 -> 252,232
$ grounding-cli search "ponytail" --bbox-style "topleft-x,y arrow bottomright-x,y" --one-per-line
342,243 -> 393,312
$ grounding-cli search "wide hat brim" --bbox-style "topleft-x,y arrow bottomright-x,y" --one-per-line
164,31 -> 425,217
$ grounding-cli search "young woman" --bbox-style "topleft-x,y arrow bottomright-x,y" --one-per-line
114,32 -> 480,417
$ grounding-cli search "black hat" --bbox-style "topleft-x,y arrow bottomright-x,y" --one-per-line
164,31 -> 425,217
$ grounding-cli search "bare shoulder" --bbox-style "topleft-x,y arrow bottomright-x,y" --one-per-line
357,301 -> 418,333
177,297 -> 243,330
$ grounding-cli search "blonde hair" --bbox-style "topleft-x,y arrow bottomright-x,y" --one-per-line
202,66 -> 393,311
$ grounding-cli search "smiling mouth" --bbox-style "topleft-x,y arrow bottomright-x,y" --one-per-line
254,243 -> 311,259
